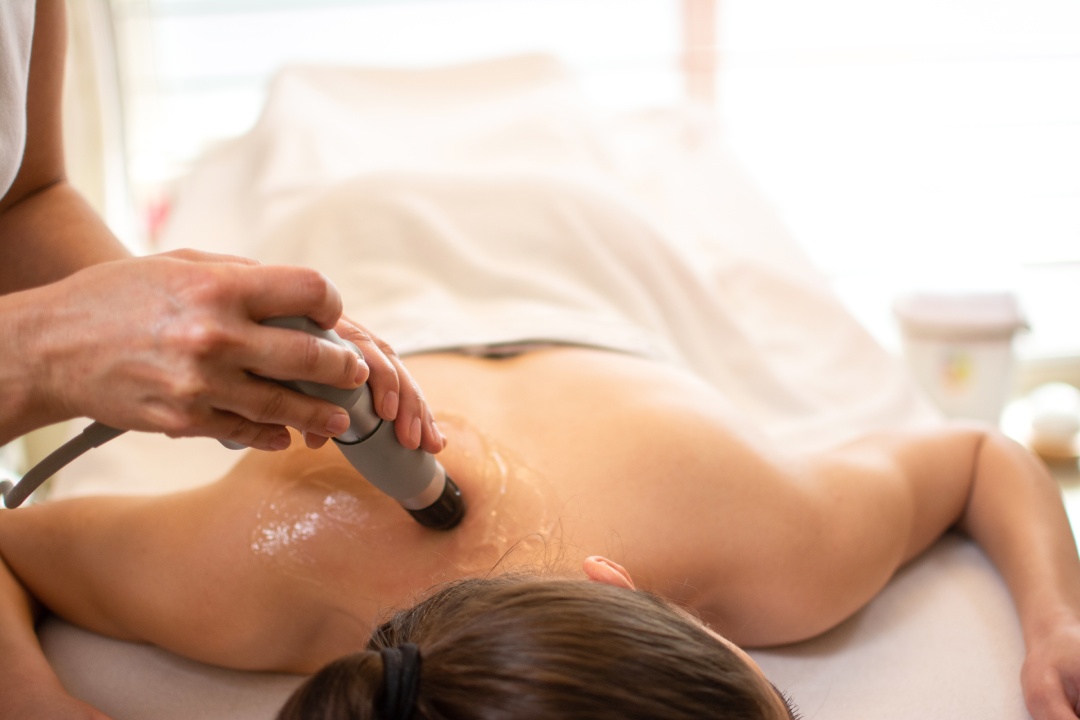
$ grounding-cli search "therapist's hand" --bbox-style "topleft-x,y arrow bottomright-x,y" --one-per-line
22,249 -> 370,450
302,315 -> 447,455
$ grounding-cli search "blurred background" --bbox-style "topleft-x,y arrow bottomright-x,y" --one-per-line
65,0 -> 1080,386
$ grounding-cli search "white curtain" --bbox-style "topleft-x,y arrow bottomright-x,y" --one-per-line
62,0 -> 137,249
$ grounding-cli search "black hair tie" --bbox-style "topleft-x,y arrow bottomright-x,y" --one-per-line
378,643 -> 421,720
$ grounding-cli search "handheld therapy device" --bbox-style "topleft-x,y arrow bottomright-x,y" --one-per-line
1,316 -> 466,531
256,316 -> 465,529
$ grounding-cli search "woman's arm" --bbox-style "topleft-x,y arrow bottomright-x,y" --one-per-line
0,553 -> 111,719
0,488 -> 330,672
959,430 -> 1080,720
805,424 -> 1080,720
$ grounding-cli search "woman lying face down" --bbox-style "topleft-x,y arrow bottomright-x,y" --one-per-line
0,347 -> 1078,719
279,568 -> 799,720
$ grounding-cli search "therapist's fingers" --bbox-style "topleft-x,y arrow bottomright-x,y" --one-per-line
147,395 -> 294,451
302,431 -> 332,450
240,322 -> 365,390
334,317 -> 446,454
213,375 -> 352,448
238,264 -> 345,332
168,258 -> 355,387
395,369 -> 445,455
385,371 -> 437,453
202,412 -> 292,452
334,319 -> 398,417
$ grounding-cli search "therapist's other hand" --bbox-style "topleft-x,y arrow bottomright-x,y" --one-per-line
302,315 -> 447,455
28,249 -> 363,450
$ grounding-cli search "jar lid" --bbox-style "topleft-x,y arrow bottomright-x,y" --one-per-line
893,292 -> 1028,341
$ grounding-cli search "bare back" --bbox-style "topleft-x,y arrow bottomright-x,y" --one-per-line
0,347 -> 952,672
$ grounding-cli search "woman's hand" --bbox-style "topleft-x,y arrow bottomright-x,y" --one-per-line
1022,617 -> 1080,719
302,315 -> 447,455
11,249 -> 366,450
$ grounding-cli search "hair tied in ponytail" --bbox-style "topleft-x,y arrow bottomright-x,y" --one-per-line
378,643 -> 421,720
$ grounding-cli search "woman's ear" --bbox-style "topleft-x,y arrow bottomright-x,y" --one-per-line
582,556 -> 636,590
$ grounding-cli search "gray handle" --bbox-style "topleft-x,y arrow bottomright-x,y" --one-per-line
261,316 -> 376,442
261,316 -> 444,505
335,422 -> 442,506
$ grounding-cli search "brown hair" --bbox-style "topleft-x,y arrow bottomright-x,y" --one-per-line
278,574 -> 777,720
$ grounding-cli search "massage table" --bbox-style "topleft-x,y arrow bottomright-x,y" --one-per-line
41,55 -> 1029,719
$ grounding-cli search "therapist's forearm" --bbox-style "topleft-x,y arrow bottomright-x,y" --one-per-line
0,0 -> 130,294
0,179 -> 131,294
0,181 -> 130,445
0,282 -> 70,445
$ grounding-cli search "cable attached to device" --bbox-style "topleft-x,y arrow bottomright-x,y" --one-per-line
0,422 -> 125,509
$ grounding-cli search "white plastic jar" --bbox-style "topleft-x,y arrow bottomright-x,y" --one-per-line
894,292 -> 1028,424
